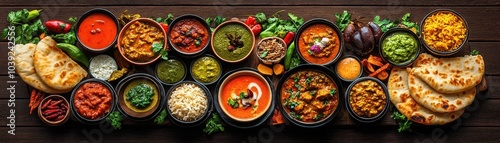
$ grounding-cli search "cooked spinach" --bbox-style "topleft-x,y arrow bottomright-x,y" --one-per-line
126,84 -> 155,108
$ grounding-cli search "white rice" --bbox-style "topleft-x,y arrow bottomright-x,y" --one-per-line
168,83 -> 208,122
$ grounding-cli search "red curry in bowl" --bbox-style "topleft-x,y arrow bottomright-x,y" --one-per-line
73,82 -> 113,120
169,16 -> 210,54
77,9 -> 118,51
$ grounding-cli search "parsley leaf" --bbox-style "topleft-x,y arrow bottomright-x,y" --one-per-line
204,113 -> 225,135
471,49 -> 479,56
151,40 -> 168,60
214,15 -> 226,27
106,111 -> 123,130
154,109 -> 167,124
391,110 -> 412,132
255,12 -> 267,23
335,10 -> 352,32
329,89 -> 337,96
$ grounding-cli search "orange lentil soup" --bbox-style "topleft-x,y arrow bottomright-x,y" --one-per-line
77,13 -> 117,49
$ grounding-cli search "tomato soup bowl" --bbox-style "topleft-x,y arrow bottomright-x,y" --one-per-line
211,19 -> 255,63
217,70 -> 273,122
115,73 -> 165,121
70,78 -> 117,125
117,18 -> 168,65
294,18 -> 344,66
76,8 -> 119,53
168,14 -> 211,58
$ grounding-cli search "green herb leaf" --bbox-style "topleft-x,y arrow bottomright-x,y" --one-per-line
391,110 -> 412,132
313,113 -> 324,121
335,10 -> 352,32
227,98 -> 239,108
69,17 -> 77,23
152,41 -> 164,53
2,28 -> 8,38
260,50 -> 269,58
471,49 -> 479,56
255,12 -> 267,23
205,17 -> 212,25
288,13 -> 304,26
106,111 -> 123,130
239,92 -> 246,99
204,113 -> 225,135
214,16 -> 226,27
329,89 -> 337,96
164,14 -> 174,24
160,50 -> 168,60
154,109 -> 167,124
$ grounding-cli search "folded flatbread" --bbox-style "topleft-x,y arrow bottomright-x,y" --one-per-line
411,53 -> 484,94
14,44 -> 70,94
388,67 -> 464,125
33,37 -> 87,91
408,68 -> 475,113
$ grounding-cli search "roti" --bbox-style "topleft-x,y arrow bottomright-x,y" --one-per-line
388,67 -> 464,125
407,68 -> 476,113
33,37 -> 87,91
411,53 -> 484,94
14,44 -> 70,94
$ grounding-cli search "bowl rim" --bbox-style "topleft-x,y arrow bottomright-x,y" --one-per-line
115,73 -> 165,121
345,77 -> 390,123
419,9 -> 469,56
88,54 -> 118,80
213,67 -> 275,129
167,14 -> 212,57
38,95 -> 70,126
117,18 -> 167,65
294,18 -> 344,66
70,78 -> 117,124
190,54 -> 222,85
275,64 -> 343,128
210,19 -> 255,63
216,70 -> 273,122
255,36 -> 287,65
165,80 -> 213,127
379,28 -> 421,67
75,8 -> 120,53
334,55 -> 363,82
154,56 -> 187,86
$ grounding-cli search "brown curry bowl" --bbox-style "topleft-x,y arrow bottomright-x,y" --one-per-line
345,77 -> 390,123
211,18 -> 255,63
117,18 -> 168,65
38,95 -> 70,126
256,37 -> 287,65
116,73 -> 165,121
168,14 -> 212,58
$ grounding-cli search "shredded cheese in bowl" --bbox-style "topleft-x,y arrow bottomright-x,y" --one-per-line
168,83 -> 208,122
89,55 -> 118,80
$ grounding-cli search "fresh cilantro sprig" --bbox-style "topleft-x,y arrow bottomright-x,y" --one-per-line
151,40 -> 168,60
335,10 -> 352,32
154,109 -> 167,124
106,111 -> 123,130
205,15 -> 227,32
391,110 -> 412,132
373,15 -> 398,32
471,49 -> 479,55
203,113 -> 225,135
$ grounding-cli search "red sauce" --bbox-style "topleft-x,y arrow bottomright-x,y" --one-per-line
73,82 -> 112,120
77,13 -> 117,49
170,18 -> 209,53
221,75 -> 271,120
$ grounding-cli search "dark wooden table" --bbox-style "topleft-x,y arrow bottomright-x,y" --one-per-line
1,1 -> 500,142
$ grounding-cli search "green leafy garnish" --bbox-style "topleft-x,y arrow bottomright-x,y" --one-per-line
290,52 -> 302,69
260,50 -> 269,58
287,101 -> 299,109
204,113 -> 225,135
471,49 -> 479,55
257,11 -> 304,39
154,109 -> 167,124
106,111 -> 123,130
391,110 -> 412,132
239,92 -> 246,99
313,113 -> 324,121
334,10 -> 352,32
255,12 -> 267,23
152,14 -> 174,24
329,89 -> 337,96
151,40 -> 168,60
290,111 -> 302,120
310,90 -> 317,97
205,17 -> 212,25
126,84 -> 155,108
51,17 -> 77,45
214,15 -> 226,26
227,98 -> 239,108
373,15 -> 398,32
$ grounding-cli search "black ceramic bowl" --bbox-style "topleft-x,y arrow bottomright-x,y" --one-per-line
379,28 -> 421,67
190,54 -> 222,85
420,9 -> 468,56
115,73 -> 165,121
154,56 -> 187,86
70,78 -> 117,125
294,18 -> 344,66
334,55 -> 363,82
75,8 -> 120,53
168,14 -> 211,58
276,64 -> 343,128
165,81 -> 213,127
345,77 -> 389,123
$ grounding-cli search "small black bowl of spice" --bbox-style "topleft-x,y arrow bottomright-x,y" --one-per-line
345,77 -> 389,123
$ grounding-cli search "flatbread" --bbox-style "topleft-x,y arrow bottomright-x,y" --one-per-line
388,67 -> 464,125
408,68 -> 476,113
14,44 -> 70,94
33,37 -> 87,91
411,53 -> 484,94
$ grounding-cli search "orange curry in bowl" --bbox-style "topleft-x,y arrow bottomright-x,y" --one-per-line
280,70 -> 339,122
219,71 -> 272,122
121,20 -> 164,63
77,12 -> 118,50
298,24 -> 341,64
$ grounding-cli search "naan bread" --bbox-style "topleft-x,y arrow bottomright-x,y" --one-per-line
408,68 -> 475,113
14,44 -> 70,94
33,37 -> 87,91
411,53 -> 484,94
388,67 -> 464,125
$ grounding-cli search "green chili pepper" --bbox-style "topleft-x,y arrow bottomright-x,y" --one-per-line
56,43 -> 89,68
23,9 -> 42,23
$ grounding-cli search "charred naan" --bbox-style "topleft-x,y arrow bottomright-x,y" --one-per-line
33,37 -> 87,91
388,67 -> 464,125
408,68 -> 475,113
14,44 -> 69,94
411,53 -> 484,94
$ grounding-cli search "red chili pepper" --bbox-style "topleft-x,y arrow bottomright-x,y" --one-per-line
45,20 -> 71,34
245,16 -> 258,26
251,24 -> 262,35
160,23 -> 169,34
283,31 -> 295,45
